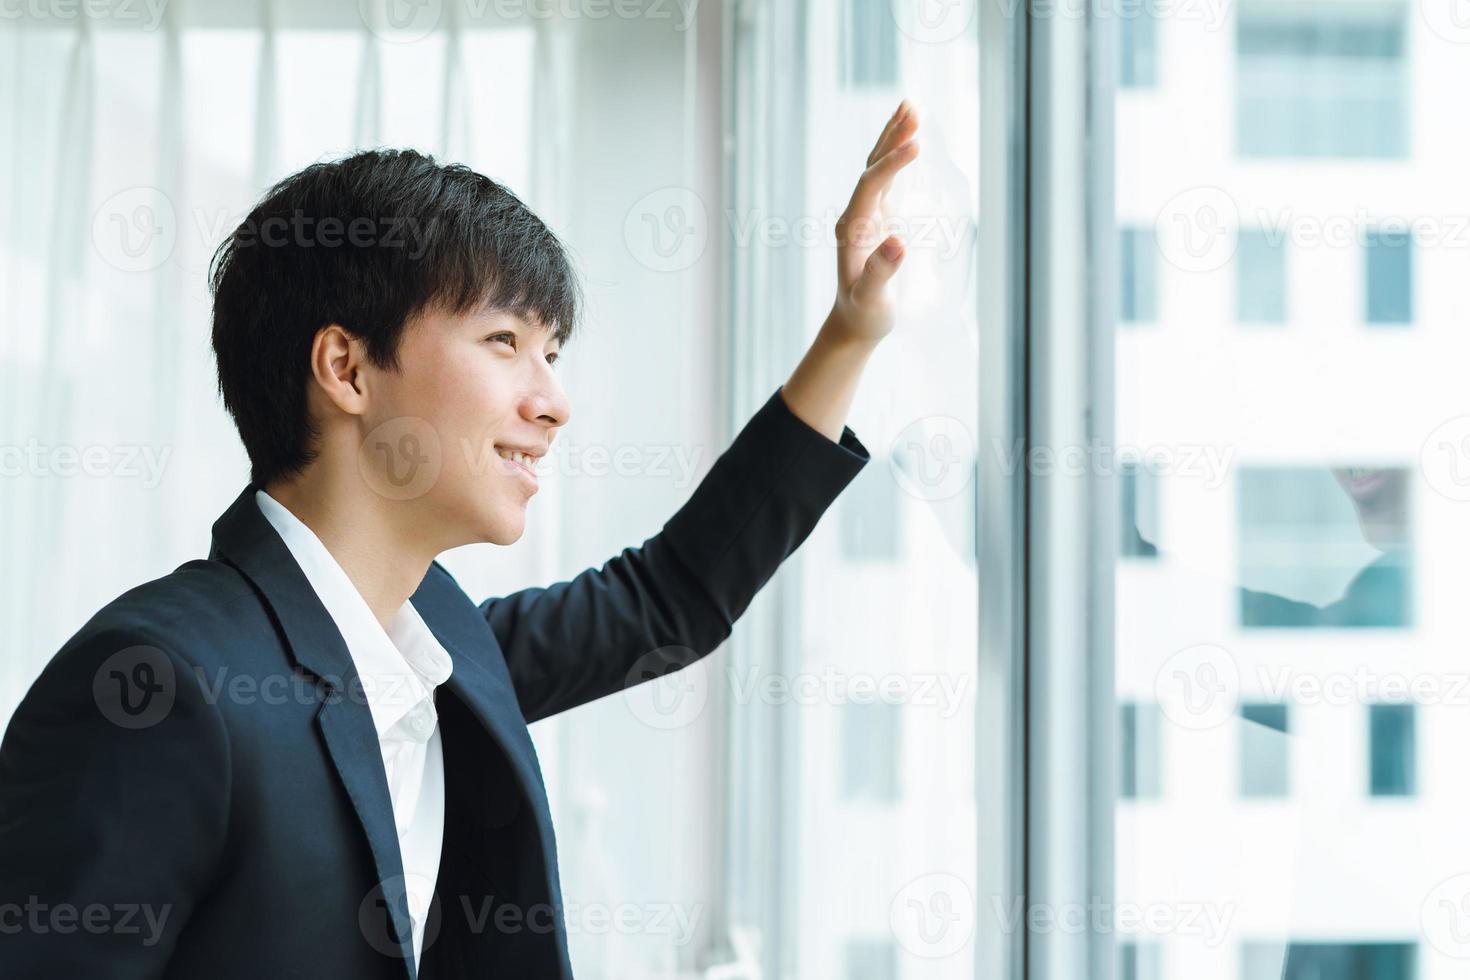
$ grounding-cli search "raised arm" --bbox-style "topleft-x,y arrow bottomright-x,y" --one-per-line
482,386 -> 870,723
485,99 -> 919,723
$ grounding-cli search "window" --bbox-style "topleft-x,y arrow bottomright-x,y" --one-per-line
1366,229 -> 1413,325
841,701 -> 901,802
843,939 -> 898,980
1369,703 -> 1416,797
1240,703 -> 1289,798
1236,467 -> 1412,629
1120,226 -> 1158,324
839,0 -> 897,88
1236,227 -> 1287,324
1119,10 -> 1158,88
1119,702 -> 1162,800
839,457 -> 901,561
1120,458 -> 1161,558
1236,1 -> 1409,158
1119,941 -> 1163,980
1241,941 -> 1416,979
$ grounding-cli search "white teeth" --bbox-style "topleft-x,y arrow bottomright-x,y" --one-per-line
497,448 -> 533,469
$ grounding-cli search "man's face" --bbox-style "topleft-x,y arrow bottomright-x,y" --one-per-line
1330,466 -> 1409,552
360,305 -> 569,547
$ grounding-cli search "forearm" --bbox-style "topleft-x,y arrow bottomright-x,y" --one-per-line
779,309 -> 882,443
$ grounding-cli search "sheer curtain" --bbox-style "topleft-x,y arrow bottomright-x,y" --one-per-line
1,3 -> 731,977
0,0 -> 551,718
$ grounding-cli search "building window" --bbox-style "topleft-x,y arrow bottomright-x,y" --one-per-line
1369,703 -> 1416,796
1236,2 -> 1408,159
1120,702 -> 1162,800
1236,227 -> 1287,323
840,457 -> 901,561
1120,226 -> 1158,325
1120,10 -> 1158,88
843,938 -> 897,980
841,701 -> 900,802
1120,458 -> 1160,558
840,0 -> 898,89
1241,941 -> 1415,979
1119,941 -> 1163,980
1366,229 -> 1413,325
1240,703 -> 1290,798
1237,466 -> 1412,629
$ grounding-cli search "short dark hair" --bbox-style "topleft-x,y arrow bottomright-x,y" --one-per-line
209,148 -> 580,488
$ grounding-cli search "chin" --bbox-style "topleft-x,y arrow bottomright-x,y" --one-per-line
481,513 -> 527,546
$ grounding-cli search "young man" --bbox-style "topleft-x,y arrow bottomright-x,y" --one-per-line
0,102 -> 920,978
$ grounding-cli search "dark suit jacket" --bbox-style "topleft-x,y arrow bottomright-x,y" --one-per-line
0,387 -> 869,979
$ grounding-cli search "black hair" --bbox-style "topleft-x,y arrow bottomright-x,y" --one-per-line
209,148 -> 580,488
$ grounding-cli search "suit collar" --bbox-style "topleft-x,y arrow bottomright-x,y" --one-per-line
208,483 -> 566,977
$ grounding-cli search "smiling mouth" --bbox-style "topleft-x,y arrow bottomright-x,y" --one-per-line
495,447 -> 539,489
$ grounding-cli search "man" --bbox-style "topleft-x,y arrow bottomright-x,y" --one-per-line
0,101 -> 921,978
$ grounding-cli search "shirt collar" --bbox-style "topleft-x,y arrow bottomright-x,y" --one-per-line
254,490 -> 453,742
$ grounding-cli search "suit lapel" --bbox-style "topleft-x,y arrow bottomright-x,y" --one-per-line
209,485 -> 420,978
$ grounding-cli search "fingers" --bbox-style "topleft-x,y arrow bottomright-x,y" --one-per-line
867,100 -> 918,167
845,137 -> 920,228
851,234 -> 906,306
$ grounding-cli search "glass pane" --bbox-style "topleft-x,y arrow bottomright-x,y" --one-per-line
1113,0 -> 1465,974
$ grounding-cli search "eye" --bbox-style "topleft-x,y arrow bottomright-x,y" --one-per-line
486,331 -> 516,349
546,350 -> 561,367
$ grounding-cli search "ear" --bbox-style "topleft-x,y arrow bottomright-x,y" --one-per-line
309,323 -> 370,417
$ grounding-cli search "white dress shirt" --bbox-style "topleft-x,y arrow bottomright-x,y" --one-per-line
255,490 -> 452,971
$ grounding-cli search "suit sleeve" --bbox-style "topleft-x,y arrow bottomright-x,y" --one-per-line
0,628 -> 231,979
481,386 -> 871,723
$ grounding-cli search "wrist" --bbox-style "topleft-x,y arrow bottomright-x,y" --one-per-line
820,306 -> 885,354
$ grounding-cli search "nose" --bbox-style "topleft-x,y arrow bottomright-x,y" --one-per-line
523,370 -> 571,433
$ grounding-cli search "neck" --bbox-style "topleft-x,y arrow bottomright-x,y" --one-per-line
262,462 -> 440,632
